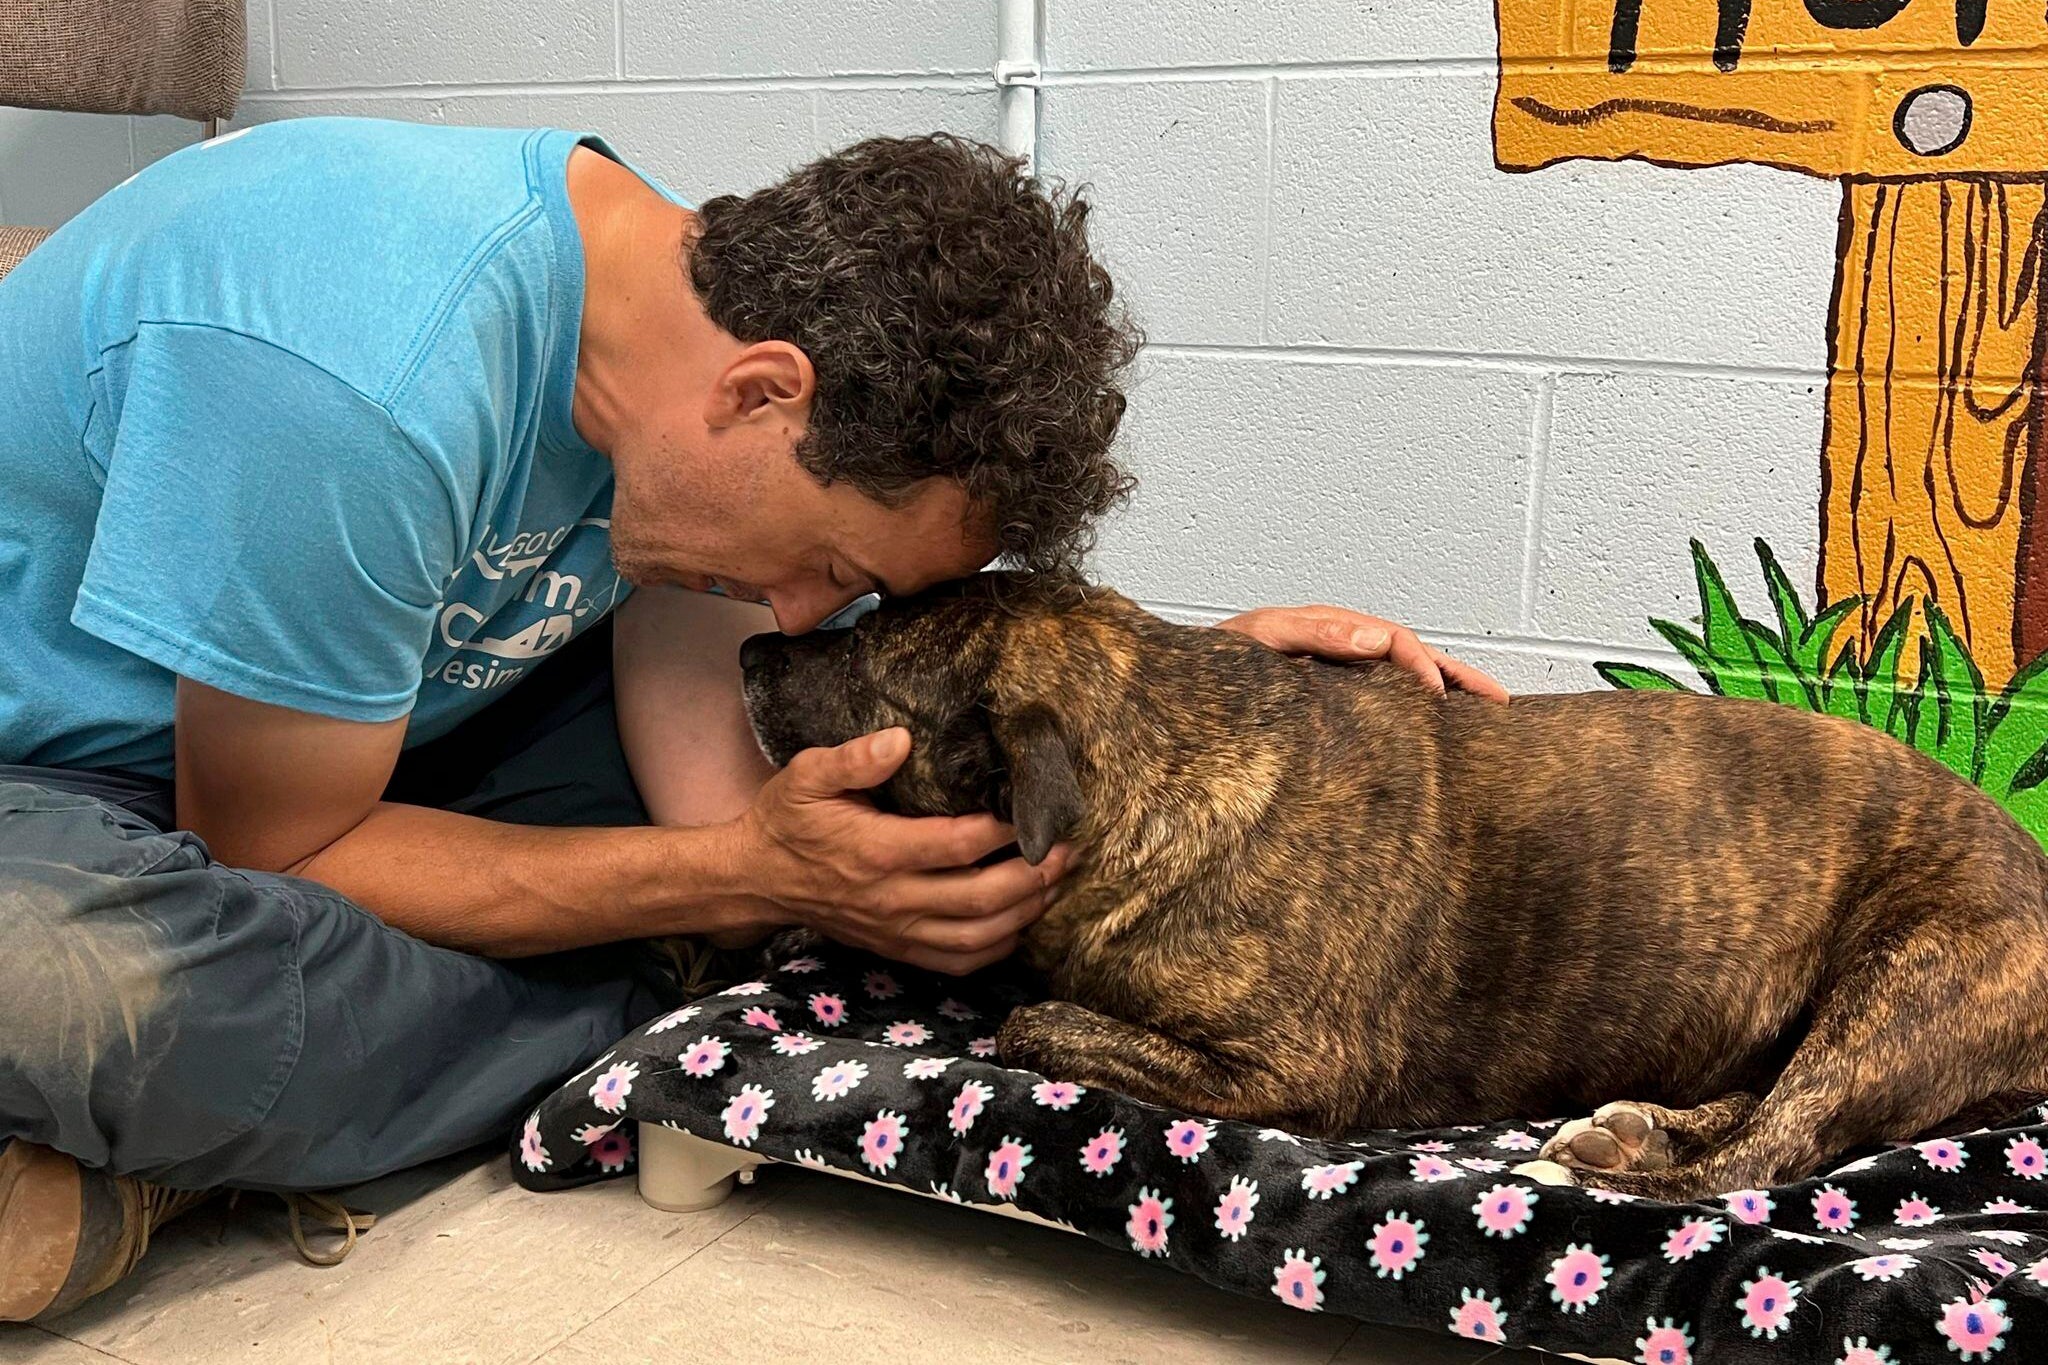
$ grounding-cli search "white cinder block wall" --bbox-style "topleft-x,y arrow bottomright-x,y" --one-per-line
0,1 -> 1848,693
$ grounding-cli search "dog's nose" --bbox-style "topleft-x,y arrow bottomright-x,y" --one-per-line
739,633 -> 776,671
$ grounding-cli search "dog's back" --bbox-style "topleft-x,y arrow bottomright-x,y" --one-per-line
1392,685 -> 2048,1115
1026,613 -> 2048,1128
1053,627 -> 2048,1141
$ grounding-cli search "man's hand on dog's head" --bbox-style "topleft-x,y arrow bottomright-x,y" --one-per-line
1214,604 -> 1510,703
722,726 -> 1074,976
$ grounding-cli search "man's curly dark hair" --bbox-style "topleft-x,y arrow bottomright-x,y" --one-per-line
686,133 -> 1142,577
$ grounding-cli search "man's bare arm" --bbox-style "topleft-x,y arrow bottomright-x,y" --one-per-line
611,585 -> 777,828
612,587 -> 782,948
174,658 -> 1067,969
173,677 -> 766,957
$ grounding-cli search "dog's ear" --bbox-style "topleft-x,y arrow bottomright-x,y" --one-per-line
992,703 -> 1082,865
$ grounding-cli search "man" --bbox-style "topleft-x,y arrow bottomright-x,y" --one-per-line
0,118 -> 1505,1321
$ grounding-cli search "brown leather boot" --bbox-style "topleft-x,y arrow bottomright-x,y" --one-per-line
0,1139 -> 222,1322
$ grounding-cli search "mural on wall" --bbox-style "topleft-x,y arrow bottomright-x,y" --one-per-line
1494,0 -> 2048,845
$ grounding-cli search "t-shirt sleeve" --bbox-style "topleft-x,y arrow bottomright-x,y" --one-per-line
71,322 -> 462,722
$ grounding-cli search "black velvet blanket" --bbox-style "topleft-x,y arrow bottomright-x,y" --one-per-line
512,943 -> 2048,1364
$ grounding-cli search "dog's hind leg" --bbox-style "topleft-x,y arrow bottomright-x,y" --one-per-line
996,1000 -> 1311,1126
1523,906 -> 2048,1203
1918,1089 -> 2048,1138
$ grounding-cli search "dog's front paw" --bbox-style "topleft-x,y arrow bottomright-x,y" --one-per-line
1537,1101 -> 1673,1175
993,1000 -> 1071,1072
765,926 -> 826,962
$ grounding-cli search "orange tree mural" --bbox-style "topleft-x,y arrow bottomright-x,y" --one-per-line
1493,0 -> 2048,842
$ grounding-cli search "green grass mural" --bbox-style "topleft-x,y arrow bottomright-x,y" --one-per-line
1597,540 -> 2048,851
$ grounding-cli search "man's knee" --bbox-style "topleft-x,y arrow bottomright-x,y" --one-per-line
0,872 -> 182,1093
0,787 -> 236,1169
0,788 -> 211,1081
0,788 -> 660,1187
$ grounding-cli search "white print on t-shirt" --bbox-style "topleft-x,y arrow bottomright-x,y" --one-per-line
467,523 -> 577,582
428,516 -> 623,694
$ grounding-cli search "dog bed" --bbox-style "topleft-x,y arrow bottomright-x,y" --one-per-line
511,942 -> 2048,1364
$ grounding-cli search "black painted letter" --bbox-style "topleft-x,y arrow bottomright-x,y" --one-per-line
1714,0 -> 1753,69
1801,0 -> 1913,29
1956,0 -> 1985,45
1609,0 -> 1644,72
1608,0 -> 1755,73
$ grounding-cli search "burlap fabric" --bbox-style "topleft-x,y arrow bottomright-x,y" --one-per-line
0,0 -> 244,120
0,225 -> 51,279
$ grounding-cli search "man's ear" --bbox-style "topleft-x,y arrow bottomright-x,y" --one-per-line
991,703 -> 1083,865
709,340 -> 813,427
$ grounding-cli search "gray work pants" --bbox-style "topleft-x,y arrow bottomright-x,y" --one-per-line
0,617 -> 680,1192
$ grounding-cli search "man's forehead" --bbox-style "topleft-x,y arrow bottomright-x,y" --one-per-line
853,481 -> 999,594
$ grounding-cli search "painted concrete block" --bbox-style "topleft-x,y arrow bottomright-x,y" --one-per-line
232,89 -> 810,206
133,117 -> 207,172
814,87 -> 1000,154
1414,640 -> 1590,698
524,90 -> 817,198
1046,0 -> 1496,70
1091,352 -> 1535,634
1535,372 -> 1825,643
273,0 -> 613,88
623,0 -> 991,79
244,0 -> 274,92
1268,74 -> 1839,370
1037,81 -> 1269,345
1439,640 -> 1696,698
0,109 -> 135,225
230,94 -> 541,133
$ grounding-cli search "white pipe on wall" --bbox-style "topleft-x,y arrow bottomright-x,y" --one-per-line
995,0 -> 1040,174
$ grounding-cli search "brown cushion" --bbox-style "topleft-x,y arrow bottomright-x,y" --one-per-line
0,0 -> 244,121
0,225 -> 53,279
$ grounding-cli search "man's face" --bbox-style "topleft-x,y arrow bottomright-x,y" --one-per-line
607,412 -> 998,634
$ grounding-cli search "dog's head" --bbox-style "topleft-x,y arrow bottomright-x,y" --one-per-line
740,573 -> 1130,864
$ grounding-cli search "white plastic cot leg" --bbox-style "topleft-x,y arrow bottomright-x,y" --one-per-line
637,1122 -> 765,1212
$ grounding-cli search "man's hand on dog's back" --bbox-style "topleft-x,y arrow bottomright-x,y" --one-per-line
722,726 -> 1072,976
1215,603 -> 1511,703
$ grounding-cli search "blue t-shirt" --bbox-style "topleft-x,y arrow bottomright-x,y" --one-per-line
0,116 -> 685,779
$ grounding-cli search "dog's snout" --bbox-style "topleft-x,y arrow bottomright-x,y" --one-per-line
739,633 -> 777,672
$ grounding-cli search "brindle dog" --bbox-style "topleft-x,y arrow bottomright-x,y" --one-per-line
737,573 -> 2048,1200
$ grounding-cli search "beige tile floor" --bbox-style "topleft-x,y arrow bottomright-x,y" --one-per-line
0,1144 -> 1553,1365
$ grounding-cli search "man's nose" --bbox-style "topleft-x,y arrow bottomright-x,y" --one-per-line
739,633 -> 777,670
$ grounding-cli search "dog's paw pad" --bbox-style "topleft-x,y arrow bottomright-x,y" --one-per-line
1566,1126 -> 1625,1168
1538,1102 -> 1671,1174
1593,1100 -> 1654,1145
1510,1159 -> 1576,1187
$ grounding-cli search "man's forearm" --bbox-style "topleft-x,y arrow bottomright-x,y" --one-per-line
291,802 -> 771,957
